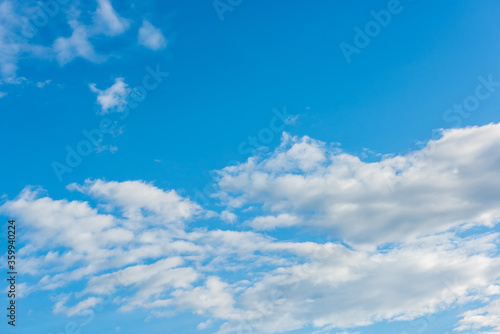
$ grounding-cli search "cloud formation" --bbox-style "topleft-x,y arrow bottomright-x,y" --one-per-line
0,0 -> 164,80
138,20 -> 167,50
89,78 -> 130,113
2,123 -> 500,333
54,25 -> 102,65
456,297 -> 500,333
93,0 -> 130,36
216,125 -> 500,248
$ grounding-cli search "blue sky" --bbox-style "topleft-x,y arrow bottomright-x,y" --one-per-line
1,0 -> 500,333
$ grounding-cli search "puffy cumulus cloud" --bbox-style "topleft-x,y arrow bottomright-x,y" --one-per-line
138,20 -> 167,50
89,77 -> 130,113
93,0 -> 130,36
0,179 -> 284,323
0,180 -> 205,293
184,229 -> 288,272
52,1 -> 129,66
0,186 -> 141,292
0,76 -> 28,85
68,179 -> 204,225
456,297 -> 500,333
216,124 -> 500,248
0,186 -> 119,253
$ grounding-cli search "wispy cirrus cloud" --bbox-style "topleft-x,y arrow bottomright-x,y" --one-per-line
0,1 -> 52,78
53,0 -> 130,66
0,0 -> 165,81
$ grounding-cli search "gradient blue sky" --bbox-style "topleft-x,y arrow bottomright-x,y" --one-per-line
1,1 -> 500,333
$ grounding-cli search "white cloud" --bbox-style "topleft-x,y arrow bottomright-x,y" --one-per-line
0,179 -> 280,293
86,257 -> 199,312
217,233 -> 500,333
54,296 -> 102,316
89,77 -> 130,113
138,20 -> 167,50
0,91 -> 7,98
0,1 -> 22,77
221,210 -> 237,223
0,186 -> 119,253
0,76 -> 28,85
0,2 -> 50,78
0,180 -> 283,321
216,124 -> 500,248
68,179 -> 204,225
247,213 -> 301,230
456,298 -> 500,333
53,25 -> 102,66
93,0 -> 130,36
53,0 -> 128,66
36,79 -> 51,88
16,283 -> 35,298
